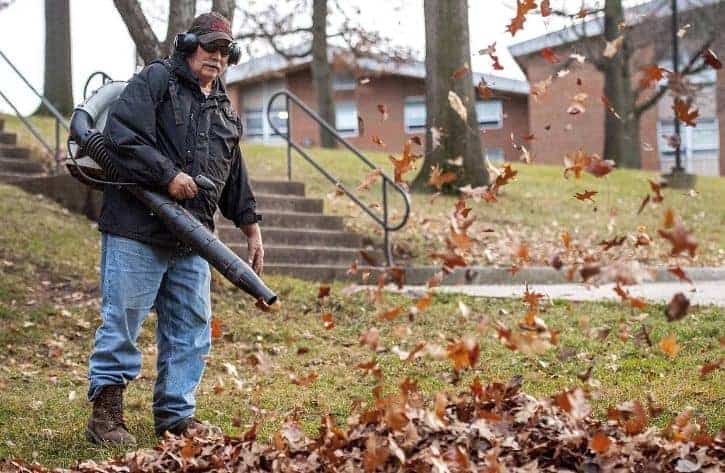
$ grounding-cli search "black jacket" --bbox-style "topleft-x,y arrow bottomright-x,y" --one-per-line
98,53 -> 260,249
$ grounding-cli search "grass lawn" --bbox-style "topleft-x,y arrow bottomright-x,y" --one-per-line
3,113 -> 725,269
0,182 -> 722,469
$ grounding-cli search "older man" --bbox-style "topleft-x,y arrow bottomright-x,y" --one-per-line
86,12 -> 263,445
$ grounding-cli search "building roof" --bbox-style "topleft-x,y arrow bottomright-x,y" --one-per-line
225,48 -> 530,95
507,0 -> 718,57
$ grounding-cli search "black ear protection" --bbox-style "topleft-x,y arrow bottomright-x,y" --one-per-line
174,32 -> 241,65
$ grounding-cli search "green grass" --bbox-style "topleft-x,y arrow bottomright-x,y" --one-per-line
0,182 -> 723,469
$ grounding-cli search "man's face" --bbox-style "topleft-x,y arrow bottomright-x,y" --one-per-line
187,40 -> 230,86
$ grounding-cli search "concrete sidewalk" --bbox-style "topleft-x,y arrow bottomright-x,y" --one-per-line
402,280 -> 725,307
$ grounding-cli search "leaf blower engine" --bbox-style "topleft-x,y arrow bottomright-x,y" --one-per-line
66,80 -> 277,307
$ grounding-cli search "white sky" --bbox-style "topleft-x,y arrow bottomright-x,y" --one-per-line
0,0 -> 581,115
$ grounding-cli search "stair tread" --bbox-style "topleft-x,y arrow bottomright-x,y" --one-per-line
255,193 -> 321,201
227,242 -> 376,252
218,224 -> 357,235
0,171 -> 46,178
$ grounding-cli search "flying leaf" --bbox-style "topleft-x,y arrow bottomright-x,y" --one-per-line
639,65 -> 668,89
589,432 -> 612,454
603,35 -> 624,58
658,223 -> 698,257
540,0 -> 551,16
371,135 -> 385,147
673,98 -> 698,127
506,0 -> 538,36
448,90 -> 467,123
702,48 -> 722,69
541,48 -> 560,64
377,104 -> 389,121
428,164 -> 457,190
574,190 -> 598,202
451,62 -> 470,79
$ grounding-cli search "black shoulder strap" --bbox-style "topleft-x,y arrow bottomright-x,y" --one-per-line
150,58 -> 184,126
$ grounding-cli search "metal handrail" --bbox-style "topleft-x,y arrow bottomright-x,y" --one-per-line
0,48 -> 70,172
266,89 -> 411,267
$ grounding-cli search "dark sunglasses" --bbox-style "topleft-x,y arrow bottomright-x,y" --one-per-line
200,40 -> 231,56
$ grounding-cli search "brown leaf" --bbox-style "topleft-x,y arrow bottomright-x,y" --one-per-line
574,189 -> 598,202
211,318 -> 223,339
451,62 -> 470,79
318,285 -> 331,299
541,47 -> 560,64
376,104 -> 388,121
702,48 -> 722,70
673,98 -> 699,127
506,0 -> 537,36
589,432 -> 612,454
428,164 -> 458,190
667,265 -> 692,284
659,333 -> 680,358
665,292 -> 690,322
321,312 -> 335,330
658,223 -> 698,257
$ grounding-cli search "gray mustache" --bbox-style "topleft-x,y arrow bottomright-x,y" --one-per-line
202,62 -> 220,70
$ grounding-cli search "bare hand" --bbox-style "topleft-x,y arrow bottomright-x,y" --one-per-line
168,172 -> 198,200
241,223 -> 264,275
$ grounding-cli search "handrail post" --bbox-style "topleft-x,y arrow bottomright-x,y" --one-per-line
382,179 -> 392,267
54,118 -> 60,173
286,95 -> 291,181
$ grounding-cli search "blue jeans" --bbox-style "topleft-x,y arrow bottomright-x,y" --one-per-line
87,233 -> 212,435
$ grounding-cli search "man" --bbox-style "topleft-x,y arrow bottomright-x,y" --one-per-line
85,12 -> 263,446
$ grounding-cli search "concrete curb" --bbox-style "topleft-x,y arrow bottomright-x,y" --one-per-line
398,266 -> 725,286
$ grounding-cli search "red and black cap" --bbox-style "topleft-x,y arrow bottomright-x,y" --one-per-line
189,12 -> 233,44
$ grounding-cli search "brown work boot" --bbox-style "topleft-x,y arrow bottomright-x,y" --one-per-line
162,417 -> 222,437
85,385 -> 137,446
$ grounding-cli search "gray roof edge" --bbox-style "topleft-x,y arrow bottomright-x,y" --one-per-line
507,0 -> 718,57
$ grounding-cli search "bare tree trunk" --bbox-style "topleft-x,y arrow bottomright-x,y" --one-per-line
602,0 -> 640,168
114,0 -> 195,65
212,0 -> 236,25
412,0 -> 487,192
38,0 -> 73,116
311,0 -> 336,148
162,0 -> 196,57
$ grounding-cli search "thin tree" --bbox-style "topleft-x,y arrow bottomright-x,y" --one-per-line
411,0 -> 488,192
38,0 -> 73,116
113,0 -> 236,65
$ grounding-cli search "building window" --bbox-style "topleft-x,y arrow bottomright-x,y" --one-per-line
244,108 -> 264,137
268,107 -> 288,136
335,100 -> 358,136
658,118 -> 719,176
404,96 -> 426,133
332,73 -> 357,91
476,100 -> 503,129
485,148 -> 504,163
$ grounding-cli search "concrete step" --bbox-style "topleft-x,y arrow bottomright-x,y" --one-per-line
0,145 -> 31,159
256,211 -> 344,230
256,193 -> 323,213
0,132 -> 17,146
0,157 -> 45,174
218,225 -> 364,248
263,263 -> 381,282
0,171 -> 46,183
229,243 -> 381,266
251,179 -> 305,196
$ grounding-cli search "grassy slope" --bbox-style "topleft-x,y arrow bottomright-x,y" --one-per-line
3,112 -> 724,266
0,183 -> 722,469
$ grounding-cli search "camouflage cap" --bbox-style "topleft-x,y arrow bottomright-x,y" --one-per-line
189,12 -> 233,44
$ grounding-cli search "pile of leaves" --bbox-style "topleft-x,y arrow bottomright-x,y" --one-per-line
6,378 -> 723,472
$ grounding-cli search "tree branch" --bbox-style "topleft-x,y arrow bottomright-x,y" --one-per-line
113,0 -> 161,63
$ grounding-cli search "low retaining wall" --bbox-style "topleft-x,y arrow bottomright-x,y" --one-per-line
14,174 -> 103,221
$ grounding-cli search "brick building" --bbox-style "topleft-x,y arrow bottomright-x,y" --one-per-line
223,51 -> 530,162
508,0 -> 725,176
